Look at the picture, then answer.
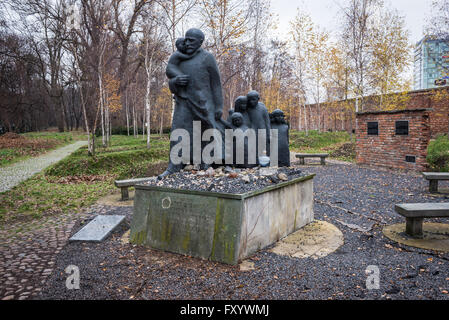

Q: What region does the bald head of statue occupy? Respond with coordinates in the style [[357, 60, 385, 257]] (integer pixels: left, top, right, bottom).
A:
[[184, 28, 205, 54]]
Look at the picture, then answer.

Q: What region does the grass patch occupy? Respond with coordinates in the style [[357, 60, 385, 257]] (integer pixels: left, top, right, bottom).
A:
[[427, 134, 449, 172], [289, 130, 354, 161], [0, 148, 25, 167], [0, 134, 169, 224], [0, 131, 85, 168], [47, 134, 169, 179], [0, 173, 116, 224]]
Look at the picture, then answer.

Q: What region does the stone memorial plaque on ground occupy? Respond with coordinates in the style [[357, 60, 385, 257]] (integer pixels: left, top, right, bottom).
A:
[[69, 215, 125, 242]]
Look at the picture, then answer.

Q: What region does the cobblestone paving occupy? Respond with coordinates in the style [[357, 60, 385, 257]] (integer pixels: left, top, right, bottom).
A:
[[0, 141, 87, 193], [0, 140, 89, 300], [0, 204, 115, 300]]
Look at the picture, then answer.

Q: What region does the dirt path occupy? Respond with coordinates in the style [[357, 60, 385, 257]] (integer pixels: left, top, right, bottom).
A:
[[0, 141, 87, 193]]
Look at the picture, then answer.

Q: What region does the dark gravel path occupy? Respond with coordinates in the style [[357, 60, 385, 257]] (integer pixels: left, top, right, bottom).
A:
[[37, 163, 449, 300]]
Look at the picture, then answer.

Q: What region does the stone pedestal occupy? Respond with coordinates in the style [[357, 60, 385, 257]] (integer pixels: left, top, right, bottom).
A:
[[429, 180, 438, 193], [130, 174, 315, 265], [406, 217, 424, 238]]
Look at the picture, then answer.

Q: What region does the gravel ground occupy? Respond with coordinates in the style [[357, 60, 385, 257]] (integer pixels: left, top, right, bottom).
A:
[[28, 162, 449, 300], [0, 141, 87, 193]]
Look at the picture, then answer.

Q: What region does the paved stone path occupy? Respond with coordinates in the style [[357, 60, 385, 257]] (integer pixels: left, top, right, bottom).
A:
[[0, 140, 88, 300], [0, 204, 116, 300], [0, 141, 87, 193]]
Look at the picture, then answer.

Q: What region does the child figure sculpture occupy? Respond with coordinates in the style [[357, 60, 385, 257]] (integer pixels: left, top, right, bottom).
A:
[[270, 109, 290, 167], [229, 96, 251, 128], [230, 112, 252, 168]]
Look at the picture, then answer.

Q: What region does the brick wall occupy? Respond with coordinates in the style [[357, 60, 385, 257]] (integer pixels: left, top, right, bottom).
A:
[[297, 87, 449, 138], [355, 109, 432, 171]]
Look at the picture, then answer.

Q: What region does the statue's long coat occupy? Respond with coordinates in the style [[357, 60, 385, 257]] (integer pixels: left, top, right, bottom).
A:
[[167, 48, 223, 169]]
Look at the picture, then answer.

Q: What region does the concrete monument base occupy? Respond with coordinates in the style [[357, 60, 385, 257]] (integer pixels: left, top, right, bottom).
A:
[[130, 174, 315, 265]]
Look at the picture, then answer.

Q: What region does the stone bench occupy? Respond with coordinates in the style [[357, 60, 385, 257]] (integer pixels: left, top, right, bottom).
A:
[[394, 203, 449, 237], [296, 153, 329, 165], [422, 172, 449, 193], [114, 178, 153, 201]]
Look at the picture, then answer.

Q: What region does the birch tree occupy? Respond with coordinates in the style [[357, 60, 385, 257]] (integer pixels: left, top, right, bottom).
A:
[[307, 28, 330, 131], [142, 19, 165, 148], [290, 9, 314, 133], [156, 0, 198, 119], [369, 9, 411, 110], [340, 0, 381, 111], [427, 0, 449, 40]]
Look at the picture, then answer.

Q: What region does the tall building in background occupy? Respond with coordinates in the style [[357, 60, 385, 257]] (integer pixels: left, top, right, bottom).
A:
[[413, 36, 449, 90]]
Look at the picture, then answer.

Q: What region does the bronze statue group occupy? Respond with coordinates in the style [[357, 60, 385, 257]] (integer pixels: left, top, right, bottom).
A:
[[159, 28, 290, 179]]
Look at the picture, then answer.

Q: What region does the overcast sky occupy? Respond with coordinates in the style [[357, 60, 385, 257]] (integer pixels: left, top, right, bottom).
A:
[[270, 0, 434, 44]]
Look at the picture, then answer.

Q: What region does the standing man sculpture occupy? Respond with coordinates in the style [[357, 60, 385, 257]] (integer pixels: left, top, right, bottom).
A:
[[159, 28, 224, 179]]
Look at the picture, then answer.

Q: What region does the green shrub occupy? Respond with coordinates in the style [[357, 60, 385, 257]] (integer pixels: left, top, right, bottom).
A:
[[427, 134, 449, 172]]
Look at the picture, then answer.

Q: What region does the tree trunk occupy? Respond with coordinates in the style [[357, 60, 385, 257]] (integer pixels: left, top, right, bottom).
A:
[[125, 90, 130, 136], [99, 78, 105, 147], [160, 114, 163, 136], [133, 104, 137, 138], [304, 104, 308, 136]]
